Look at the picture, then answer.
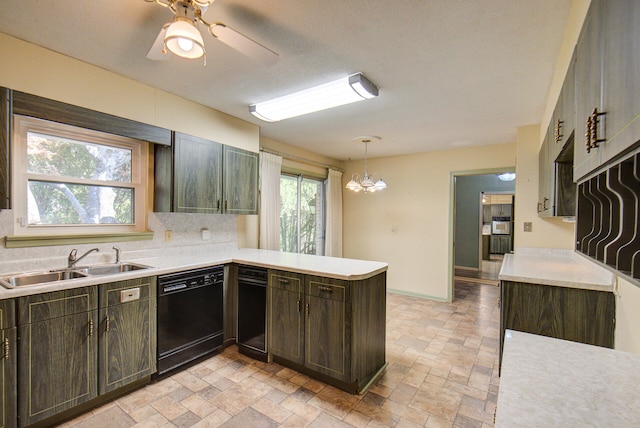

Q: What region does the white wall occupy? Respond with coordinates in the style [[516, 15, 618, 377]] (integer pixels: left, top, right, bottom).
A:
[[343, 143, 516, 301]]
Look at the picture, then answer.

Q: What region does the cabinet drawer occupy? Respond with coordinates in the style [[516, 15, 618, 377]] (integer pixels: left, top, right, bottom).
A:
[[0, 299, 15, 329], [18, 286, 97, 325], [269, 271, 303, 293], [99, 277, 156, 308], [307, 279, 347, 302]]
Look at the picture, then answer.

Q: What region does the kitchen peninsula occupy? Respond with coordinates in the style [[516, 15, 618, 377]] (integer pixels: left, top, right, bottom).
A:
[[0, 247, 387, 427]]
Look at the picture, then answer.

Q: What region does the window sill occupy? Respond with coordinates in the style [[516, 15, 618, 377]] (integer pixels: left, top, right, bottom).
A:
[[4, 231, 154, 248]]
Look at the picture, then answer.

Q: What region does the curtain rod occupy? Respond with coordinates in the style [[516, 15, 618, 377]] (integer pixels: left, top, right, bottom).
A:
[[260, 147, 344, 173]]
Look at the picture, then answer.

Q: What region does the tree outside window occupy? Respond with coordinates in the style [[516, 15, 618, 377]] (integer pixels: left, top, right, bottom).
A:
[[280, 174, 325, 255]]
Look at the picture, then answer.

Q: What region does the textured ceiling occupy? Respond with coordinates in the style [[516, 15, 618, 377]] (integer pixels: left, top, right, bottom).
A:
[[0, 0, 572, 161]]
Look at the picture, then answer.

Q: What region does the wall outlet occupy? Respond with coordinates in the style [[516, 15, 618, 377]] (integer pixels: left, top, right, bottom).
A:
[[201, 228, 210, 240], [165, 230, 173, 242], [523, 222, 532, 232]]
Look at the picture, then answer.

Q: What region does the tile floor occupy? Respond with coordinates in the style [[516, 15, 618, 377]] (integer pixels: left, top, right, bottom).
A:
[[60, 282, 500, 428], [454, 255, 503, 286]]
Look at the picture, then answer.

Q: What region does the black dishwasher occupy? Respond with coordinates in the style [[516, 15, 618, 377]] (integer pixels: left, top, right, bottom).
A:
[[157, 265, 224, 375], [237, 265, 268, 361]]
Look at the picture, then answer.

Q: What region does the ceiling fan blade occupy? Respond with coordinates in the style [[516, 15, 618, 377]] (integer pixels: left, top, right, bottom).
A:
[[209, 23, 278, 66], [146, 25, 171, 61]]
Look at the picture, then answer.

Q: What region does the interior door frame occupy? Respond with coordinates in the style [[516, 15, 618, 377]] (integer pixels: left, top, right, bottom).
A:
[[449, 167, 515, 302]]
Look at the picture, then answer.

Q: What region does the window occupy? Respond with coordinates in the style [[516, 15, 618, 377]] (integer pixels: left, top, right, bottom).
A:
[[280, 174, 325, 255], [13, 115, 148, 235]]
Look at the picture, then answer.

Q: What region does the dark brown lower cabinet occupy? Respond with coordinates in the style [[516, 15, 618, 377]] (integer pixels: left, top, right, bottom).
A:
[[17, 287, 98, 427], [15, 278, 157, 427], [98, 277, 157, 395], [0, 299, 16, 428], [500, 280, 615, 364], [268, 270, 387, 394]]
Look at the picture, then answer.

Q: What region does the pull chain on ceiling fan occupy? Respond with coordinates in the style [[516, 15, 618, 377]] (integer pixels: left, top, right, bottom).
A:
[[144, 0, 278, 66]]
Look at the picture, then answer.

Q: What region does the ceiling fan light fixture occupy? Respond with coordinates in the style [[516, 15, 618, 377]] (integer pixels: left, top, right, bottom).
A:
[[249, 72, 379, 122], [164, 18, 206, 59]]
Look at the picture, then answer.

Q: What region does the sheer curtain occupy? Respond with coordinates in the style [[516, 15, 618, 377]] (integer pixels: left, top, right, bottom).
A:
[[324, 169, 343, 257], [259, 152, 282, 250]]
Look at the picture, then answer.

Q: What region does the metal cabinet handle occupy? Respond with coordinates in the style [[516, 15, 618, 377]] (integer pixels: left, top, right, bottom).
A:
[[585, 107, 606, 153], [217, 199, 221, 211], [3, 338, 8, 360], [225, 200, 229, 210], [319, 286, 333, 293], [554, 119, 564, 144], [89, 319, 94, 337], [543, 197, 549, 211], [297, 300, 301, 312], [278, 278, 290, 284], [105, 315, 110, 332], [537, 202, 542, 213], [305, 302, 309, 315]]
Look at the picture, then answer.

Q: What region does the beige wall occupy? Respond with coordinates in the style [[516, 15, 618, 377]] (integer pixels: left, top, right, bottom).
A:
[[0, 33, 259, 152], [343, 143, 516, 301]]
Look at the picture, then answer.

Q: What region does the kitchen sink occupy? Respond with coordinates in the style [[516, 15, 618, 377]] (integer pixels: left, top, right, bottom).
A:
[[0, 262, 153, 289], [76, 262, 151, 276], [0, 269, 89, 288]]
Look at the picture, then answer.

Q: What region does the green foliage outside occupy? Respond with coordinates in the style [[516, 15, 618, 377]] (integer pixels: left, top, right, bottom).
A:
[[27, 134, 133, 225], [280, 175, 323, 255]]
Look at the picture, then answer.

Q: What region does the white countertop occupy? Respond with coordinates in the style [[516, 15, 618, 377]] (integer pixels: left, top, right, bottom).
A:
[[499, 248, 615, 292], [0, 248, 388, 298], [496, 330, 640, 427]]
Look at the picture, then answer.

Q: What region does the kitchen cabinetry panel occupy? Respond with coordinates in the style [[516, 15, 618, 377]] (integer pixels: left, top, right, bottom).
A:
[[601, 0, 640, 165], [223, 146, 259, 215], [305, 277, 349, 381], [538, 134, 553, 217], [500, 280, 615, 363], [0, 87, 10, 210], [17, 286, 98, 427], [490, 235, 511, 255], [98, 277, 157, 395], [574, 0, 603, 181], [0, 300, 16, 428], [268, 271, 304, 365], [174, 132, 223, 213], [490, 204, 512, 218], [269, 271, 386, 394]]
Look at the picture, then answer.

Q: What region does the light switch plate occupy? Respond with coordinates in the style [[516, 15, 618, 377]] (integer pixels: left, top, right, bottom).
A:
[[120, 287, 140, 303], [524, 222, 532, 232]]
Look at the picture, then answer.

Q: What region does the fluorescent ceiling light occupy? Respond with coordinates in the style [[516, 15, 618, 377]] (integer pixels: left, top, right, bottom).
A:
[[249, 73, 379, 122]]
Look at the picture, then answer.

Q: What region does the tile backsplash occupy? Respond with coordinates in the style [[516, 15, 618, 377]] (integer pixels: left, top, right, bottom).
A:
[[0, 210, 238, 273]]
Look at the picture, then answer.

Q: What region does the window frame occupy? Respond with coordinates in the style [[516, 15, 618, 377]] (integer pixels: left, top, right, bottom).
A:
[[12, 115, 148, 236]]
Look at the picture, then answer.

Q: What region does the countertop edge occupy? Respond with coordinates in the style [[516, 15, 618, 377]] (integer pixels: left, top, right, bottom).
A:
[[0, 250, 388, 298]]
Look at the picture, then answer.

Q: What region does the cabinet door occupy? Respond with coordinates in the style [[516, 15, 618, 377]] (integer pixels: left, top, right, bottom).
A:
[[0, 327, 16, 428], [601, 0, 640, 164], [268, 272, 304, 365], [223, 146, 258, 214], [538, 136, 553, 217], [98, 278, 157, 394], [17, 287, 98, 427], [574, 0, 603, 181], [549, 90, 564, 162], [305, 277, 350, 381], [174, 132, 223, 213], [0, 299, 16, 428], [18, 311, 98, 427], [561, 49, 577, 145]]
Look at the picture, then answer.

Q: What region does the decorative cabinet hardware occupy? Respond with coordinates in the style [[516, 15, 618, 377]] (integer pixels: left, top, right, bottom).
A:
[[542, 197, 549, 211], [554, 119, 564, 143], [278, 278, 290, 285], [305, 302, 309, 315], [537, 202, 542, 213], [105, 315, 110, 332], [585, 107, 606, 153], [297, 300, 301, 312], [3, 337, 8, 360], [89, 318, 94, 336], [319, 286, 333, 293]]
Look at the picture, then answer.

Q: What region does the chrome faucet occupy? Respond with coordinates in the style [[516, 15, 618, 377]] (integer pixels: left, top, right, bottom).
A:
[[112, 246, 121, 264], [68, 248, 99, 268]]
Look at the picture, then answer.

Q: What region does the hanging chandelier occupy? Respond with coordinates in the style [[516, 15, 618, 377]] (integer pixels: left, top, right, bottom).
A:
[[346, 136, 387, 193]]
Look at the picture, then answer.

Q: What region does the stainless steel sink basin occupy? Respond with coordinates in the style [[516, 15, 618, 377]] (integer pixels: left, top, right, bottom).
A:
[[0, 262, 153, 289], [0, 269, 89, 288], [76, 262, 151, 276]]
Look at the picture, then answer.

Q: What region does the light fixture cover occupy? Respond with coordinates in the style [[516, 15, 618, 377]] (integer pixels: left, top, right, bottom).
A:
[[249, 73, 378, 122], [165, 18, 206, 59], [497, 172, 516, 181]]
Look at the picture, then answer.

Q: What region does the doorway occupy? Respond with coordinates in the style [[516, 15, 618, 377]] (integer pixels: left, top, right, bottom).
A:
[[451, 171, 515, 300]]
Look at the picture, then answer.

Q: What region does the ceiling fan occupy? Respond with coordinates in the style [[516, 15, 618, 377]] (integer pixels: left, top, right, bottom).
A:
[[144, 0, 278, 66]]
